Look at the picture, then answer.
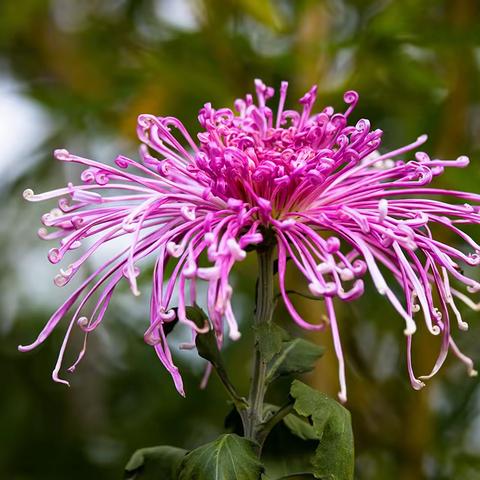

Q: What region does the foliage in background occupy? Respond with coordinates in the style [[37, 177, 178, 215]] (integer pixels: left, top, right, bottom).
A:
[[1, 1, 480, 479]]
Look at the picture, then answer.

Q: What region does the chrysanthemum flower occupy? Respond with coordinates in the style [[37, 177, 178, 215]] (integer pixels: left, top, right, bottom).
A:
[[21, 80, 480, 401]]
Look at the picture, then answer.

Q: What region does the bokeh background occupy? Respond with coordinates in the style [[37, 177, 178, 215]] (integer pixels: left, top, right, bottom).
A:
[[1, 0, 480, 478]]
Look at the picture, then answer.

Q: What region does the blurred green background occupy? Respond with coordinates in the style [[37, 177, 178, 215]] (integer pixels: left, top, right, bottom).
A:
[[1, 0, 480, 478]]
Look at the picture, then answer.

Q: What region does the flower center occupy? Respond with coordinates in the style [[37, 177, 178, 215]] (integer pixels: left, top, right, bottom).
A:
[[191, 81, 380, 219]]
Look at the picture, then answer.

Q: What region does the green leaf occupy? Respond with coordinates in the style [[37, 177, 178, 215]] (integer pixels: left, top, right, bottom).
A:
[[125, 445, 187, 480], [169, 304, 209, 337], [255, 322, 288, 363], [266, 339, 324, 384], [191, 305, 247, 411], [195, 327, 223, 369], [282, 414, 317, 441], [178, 434, 264, 480], [290, 381, 354, 480], [184, 304, 210, 330], [184, 304, 224, 371], [176, 304, 222, 368]]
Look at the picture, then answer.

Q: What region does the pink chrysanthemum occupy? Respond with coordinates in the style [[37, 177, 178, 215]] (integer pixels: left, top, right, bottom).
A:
[[21, 80, 480, 401]]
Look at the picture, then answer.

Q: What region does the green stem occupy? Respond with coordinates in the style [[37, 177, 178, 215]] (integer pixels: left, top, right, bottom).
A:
[[244, 245, 275, 442], [214, 365, 248, 415], [257, 400, 294, 446]]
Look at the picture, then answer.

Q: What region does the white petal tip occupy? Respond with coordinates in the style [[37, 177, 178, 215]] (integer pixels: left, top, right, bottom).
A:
[[229, 331, 241, 341], [412, 380, 426, 390], [338, 392, 347, 404], [54, 149, 71, 161], [53, 377, 70, 387], [430, 325, 441, 336], [22, 189, 34, 200], [404, 324, 417, 336]]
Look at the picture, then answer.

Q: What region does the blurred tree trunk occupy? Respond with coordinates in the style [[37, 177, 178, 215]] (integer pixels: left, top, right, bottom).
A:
[[436, 0, 477, 157]]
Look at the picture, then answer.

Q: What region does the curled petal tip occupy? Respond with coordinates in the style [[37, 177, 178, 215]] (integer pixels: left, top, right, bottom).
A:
[[23, 188, 34, 200], [195, 322, 211, 334], [404, 322, 417, 336], [343, 90, 359, 104], [53, 374, 70, 387], [229, 331, 241, 341], [77, 316, 89, 328], [412, 380, 426, 390], [167, 241, 184, 258], [54, 274, 68, 287], [226, 238, 247, 261], [430, 325, 441, 336], [18, 344, 32, 353], [459, 321, 469, 332], [338, 392, 347, 404], [144, 333, 158, 346], [54, 149, 71, 161], [137, 113, 156, 127], [131, 285, 141, 297], [173, 374, 185, 397], [180, 205, 196, 221], [417, 134, 428, 143]]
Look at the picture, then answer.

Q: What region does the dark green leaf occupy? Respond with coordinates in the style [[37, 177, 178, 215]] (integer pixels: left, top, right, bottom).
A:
[[266, 339, 324, 384], [125, 445, 187, 480], [185, 305, 222, 368], [290, 381, 354, 480], [163, 317, 179, 336], [178, 434, 264, 480]]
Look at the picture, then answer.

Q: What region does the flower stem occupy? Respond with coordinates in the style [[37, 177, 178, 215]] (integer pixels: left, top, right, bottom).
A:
[[244, 245, 275, 442]]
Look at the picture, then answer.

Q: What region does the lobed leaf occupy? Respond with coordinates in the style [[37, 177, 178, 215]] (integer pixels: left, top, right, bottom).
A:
[[290, 381, 354, 480], [178, 434, 264, 480]]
